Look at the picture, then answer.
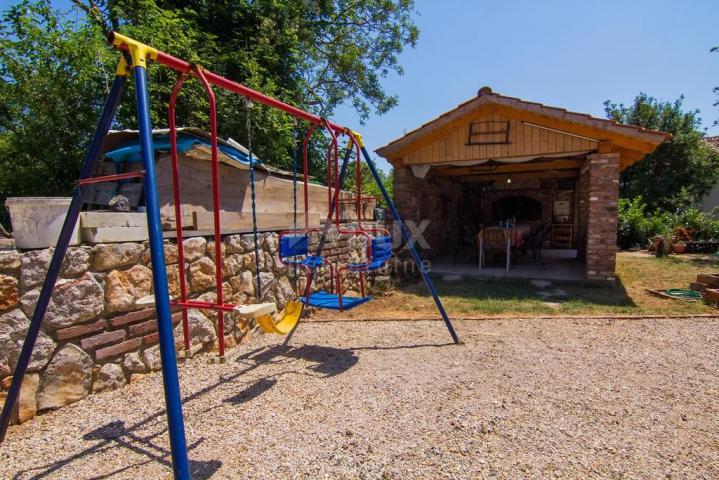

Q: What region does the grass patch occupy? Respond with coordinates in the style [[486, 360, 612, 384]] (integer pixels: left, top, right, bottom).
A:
[[313, 252, 719, 319]]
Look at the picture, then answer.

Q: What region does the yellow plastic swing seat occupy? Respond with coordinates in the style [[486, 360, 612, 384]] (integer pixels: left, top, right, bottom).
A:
[[235, 301, 302, 335]]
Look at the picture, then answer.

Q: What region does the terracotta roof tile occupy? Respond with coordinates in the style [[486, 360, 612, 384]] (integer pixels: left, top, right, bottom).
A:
[[703, 136, 719, 152]]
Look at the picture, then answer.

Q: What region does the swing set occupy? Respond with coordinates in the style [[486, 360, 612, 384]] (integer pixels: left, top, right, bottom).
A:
[[0, 32, 460, 479]]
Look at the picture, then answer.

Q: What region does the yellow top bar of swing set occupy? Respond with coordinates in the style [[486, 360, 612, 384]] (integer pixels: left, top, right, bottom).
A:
[[110, 31, 159, 69]]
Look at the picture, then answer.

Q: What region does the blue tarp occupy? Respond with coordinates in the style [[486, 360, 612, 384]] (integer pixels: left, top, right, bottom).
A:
[[104, 134, 259, 166]]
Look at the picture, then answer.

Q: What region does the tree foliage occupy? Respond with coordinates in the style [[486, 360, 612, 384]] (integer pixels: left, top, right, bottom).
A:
[[604, 93, 719, 212], [74, 0, 417, 171], [0, 0, 413, 225], [0, 1, 115, 206], [342, 159, 393, 207]]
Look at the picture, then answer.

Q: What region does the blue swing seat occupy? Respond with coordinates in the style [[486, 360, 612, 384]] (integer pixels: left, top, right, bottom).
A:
[[348, 236, 392, 272], [301, 255, 324, 268], [301, 291, 372, 310], [280, 234, 326, 269]]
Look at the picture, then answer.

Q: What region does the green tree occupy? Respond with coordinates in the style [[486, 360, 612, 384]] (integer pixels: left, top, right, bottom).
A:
[[0, 0, 417, 227], [74, 0, 418, 171], [604, 93, 719, 211], [0, 1, 115, 226], [342, 159, 393, 208]]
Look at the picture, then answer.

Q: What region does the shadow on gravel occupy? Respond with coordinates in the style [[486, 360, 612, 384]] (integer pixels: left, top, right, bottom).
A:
[[226, 377, 278, 405], [13, 420, 221, 480], [226, 344, 359, 405], [11, 339, 446, 478]]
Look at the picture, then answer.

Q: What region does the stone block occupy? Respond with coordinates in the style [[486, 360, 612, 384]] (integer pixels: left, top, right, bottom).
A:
[[189, 257, 216, 293], [183, 237, 208, 261], [0, 274, 19, 311], [93, 243, 145, 271], [55, 318, 108, 341], [22, 273, 104, 330], [166, 263, 182, 299], [1, 309, 56, 373], [702, 288, 719, 304], [122, 351, 147, 373], [224, 234, 251, 254], [222, 254, 245, 278], [61, 247, 91, 277], [206, 241, 226, 262], [16, 373, 39, 424], [105, 265, 153, 313], [141, 241, 178, 265], [142, 332, 159, 347], [173, 309, 216, 351], [93, 363, 126, 393], [0, 250, 20, 274], [80, 330, 127, 352], [696, 274, 719, 288], [109, 308, 156, 328], [229, 270, 255, 296], [128, 319, 157, 338], [37, 344, 93, 411], [20, 249, 53, 289], [95, 338, 142, 362]]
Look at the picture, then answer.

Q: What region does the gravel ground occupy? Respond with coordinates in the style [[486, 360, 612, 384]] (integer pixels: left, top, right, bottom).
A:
[[1, 316, 718, 479]]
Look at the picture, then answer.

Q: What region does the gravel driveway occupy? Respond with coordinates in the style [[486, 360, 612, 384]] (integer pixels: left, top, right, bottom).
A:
[[1, 316, 718, 479]]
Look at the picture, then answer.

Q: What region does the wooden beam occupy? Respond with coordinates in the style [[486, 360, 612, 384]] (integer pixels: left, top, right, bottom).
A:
[[192, 211, 321, 231], [598, 140, 613, 154], [614, 146, 647, 170], [457, 170, 578, 183], [80, 211, 147, 228], [434, 158, 583, 177]]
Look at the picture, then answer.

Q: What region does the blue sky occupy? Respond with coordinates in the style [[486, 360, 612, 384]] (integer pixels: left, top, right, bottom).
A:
[[6, 0, 718, 173], [331, 0, 719, 172]]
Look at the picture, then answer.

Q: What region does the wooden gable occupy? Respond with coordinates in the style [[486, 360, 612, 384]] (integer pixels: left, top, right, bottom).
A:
[[377, 87, 670, 171], [402, 108, 598, 166]]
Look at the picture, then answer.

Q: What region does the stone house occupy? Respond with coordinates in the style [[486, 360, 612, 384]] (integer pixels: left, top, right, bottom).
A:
[[376, 87, 669, 282]]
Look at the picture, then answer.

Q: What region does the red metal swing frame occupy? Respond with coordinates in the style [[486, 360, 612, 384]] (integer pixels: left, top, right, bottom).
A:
[[113, 39, 388, 358]]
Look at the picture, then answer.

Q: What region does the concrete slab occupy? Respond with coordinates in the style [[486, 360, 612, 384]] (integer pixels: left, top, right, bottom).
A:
[[429, 249, 585, 282]]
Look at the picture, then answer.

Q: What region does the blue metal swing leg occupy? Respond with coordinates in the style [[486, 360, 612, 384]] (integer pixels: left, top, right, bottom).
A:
[[0, 76, 128, 443], [134, 66, 191, 480], [360, 146, 461, 345]]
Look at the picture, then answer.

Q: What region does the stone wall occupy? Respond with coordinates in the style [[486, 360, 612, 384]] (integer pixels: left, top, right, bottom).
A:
[[0, 227, 379, 424]]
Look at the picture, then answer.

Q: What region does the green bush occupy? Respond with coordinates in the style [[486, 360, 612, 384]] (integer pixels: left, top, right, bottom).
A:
[[618, 197, 656, 249], [674, 206, 719, 241], [617, 196, 719, 249]]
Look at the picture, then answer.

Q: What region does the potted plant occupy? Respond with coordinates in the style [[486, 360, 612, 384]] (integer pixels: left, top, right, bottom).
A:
[[649, 235, 665, 257], [673, 240, 687, 254]]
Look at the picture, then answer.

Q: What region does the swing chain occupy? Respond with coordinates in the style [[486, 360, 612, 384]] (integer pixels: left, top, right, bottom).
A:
[[245, 98, 263, 302], [290, 119, 300, 292]]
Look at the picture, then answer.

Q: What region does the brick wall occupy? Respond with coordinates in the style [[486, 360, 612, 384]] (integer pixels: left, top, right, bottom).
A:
[[392, 167, 460, 258], [584, 153, 620, 281], [576, 165, 590, 260]]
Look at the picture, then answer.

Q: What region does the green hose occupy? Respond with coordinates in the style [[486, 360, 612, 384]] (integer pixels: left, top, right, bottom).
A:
[[664, 288, 702, 300]]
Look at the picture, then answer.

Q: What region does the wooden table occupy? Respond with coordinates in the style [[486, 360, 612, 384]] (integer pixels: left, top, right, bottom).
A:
[[478, 225, 530, 272]]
